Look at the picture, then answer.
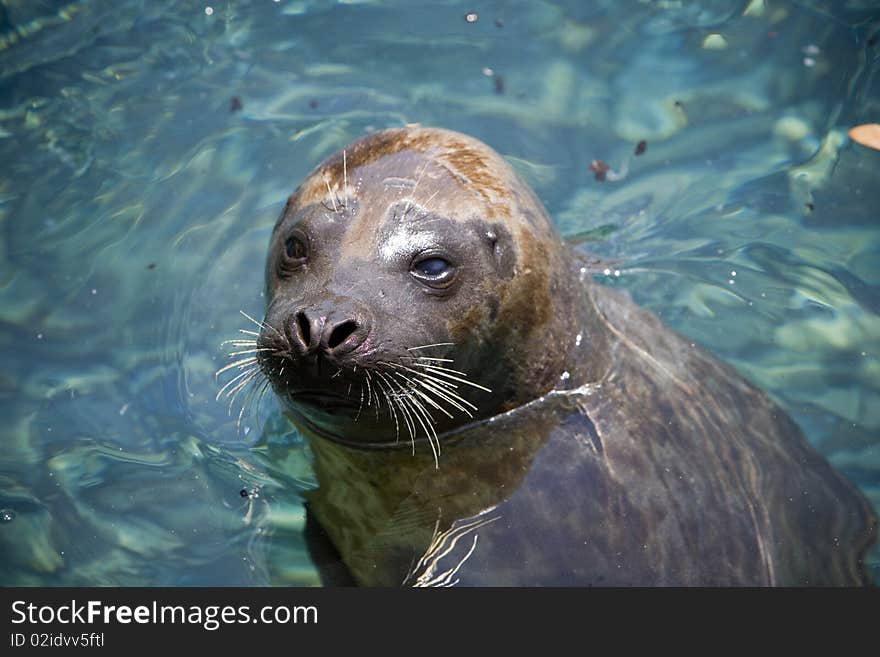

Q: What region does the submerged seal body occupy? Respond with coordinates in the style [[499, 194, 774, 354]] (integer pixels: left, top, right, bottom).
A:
[[255, 126, 876, 585]]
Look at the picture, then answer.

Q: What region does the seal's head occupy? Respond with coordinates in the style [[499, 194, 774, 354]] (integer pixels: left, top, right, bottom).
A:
[[258, 126, 596, 456]]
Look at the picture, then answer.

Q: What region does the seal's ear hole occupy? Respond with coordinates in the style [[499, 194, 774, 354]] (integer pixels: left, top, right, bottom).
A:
[[296, 312, 312, 346], [487, 224, 515, 279], [328, 320, 358, 349]]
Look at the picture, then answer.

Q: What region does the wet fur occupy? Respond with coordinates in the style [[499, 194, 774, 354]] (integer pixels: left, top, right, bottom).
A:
[[254, 126, 876, 586]]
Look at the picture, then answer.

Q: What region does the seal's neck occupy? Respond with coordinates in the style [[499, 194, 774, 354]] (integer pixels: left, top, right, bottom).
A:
[[301, 386, 575, 585], [500, 249, 612, 409]]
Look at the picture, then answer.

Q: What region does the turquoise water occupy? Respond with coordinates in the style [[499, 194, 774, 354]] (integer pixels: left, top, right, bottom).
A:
[[0, 0, 878, 585]]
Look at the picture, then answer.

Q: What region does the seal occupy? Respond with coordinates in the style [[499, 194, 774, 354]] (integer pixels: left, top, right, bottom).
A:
[[242, 126, 876, 585]]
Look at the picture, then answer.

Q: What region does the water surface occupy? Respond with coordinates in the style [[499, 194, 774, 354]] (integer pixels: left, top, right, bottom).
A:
[[1, 0, 878, 585]]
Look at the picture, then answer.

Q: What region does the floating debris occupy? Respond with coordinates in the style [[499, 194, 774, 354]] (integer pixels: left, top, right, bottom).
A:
[[590, 157, 629, 183], [590, 159, 609, 182], [309, 99, 319, 109], [494, 75, 505, 95], [849, 124, 880, 151], [635, 140, 647, 156], [229, 96, 243, 113], [465, 12, 478, 23], [495, 18, 504, 28]]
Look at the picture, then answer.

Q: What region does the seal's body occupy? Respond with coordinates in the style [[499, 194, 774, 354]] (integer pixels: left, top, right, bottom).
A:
[[255, 126, 876, 585]]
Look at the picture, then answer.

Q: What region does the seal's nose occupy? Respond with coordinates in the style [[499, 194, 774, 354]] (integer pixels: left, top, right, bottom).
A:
[[287, 300, 370, 360]]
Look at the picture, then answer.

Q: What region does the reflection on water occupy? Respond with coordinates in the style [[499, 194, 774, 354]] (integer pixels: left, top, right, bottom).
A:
[[0, 0, 877, 585]]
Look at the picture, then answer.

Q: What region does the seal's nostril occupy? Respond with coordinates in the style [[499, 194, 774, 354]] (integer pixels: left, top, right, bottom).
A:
[[327, 320, 358, 350], [295, 311, 311, 347]]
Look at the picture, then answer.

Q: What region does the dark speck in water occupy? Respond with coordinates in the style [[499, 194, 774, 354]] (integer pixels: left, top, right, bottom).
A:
[[147, 263, 156, 270], [309, 99, 319, 109], [806, 202, 815, 211], [240, 489, 249, 498], [868, 35, 877, 47], [229, 96, 243, 113], [494, 75, 505, 94], [635, 140, 647, 156], [495, 18, 504, 28]]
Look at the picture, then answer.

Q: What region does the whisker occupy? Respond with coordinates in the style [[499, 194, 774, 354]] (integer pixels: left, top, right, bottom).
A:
[[237, 381, 262, 431], [367, 370, 381, 420], [409, 386, 454, 419], [342, 149, 348, 200], [324, 178, 338, 213], [364, 370, 374, 408], [415, 377, 476, 415], [400, 392, 439, 467], [254, 377, 273, 417], [407, 343, 454, 351], [226, 372, 261, 409], [374, 373, 401, 444], [403, 161, 428, 218], [390, 373, 440, 466], [389, 380, 417, 453], [354, 381, 365, 422], [215, 356, 259, 377], [239, 310, 280, 336], [383, 361, 479, 417], [383, 363, 454, 420], [395, 396, 417, 454], [216, 366, 259, 400], [226, 348, 274, 357], [385, 362, 463, 393], [411, 363, 471, 377], [420, 189, 440, 213], [411, 364, 492, 392], [383, 373, 418, 454]]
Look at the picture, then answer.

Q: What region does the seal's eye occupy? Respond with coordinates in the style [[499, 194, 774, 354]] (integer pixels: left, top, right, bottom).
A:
[[410, 255, 455, 289], [415, 258, 449, 277], [281, 232, 309, 270]]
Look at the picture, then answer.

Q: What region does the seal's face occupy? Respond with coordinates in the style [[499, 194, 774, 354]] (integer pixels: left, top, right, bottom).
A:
[[258, 127, 580, 455]]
